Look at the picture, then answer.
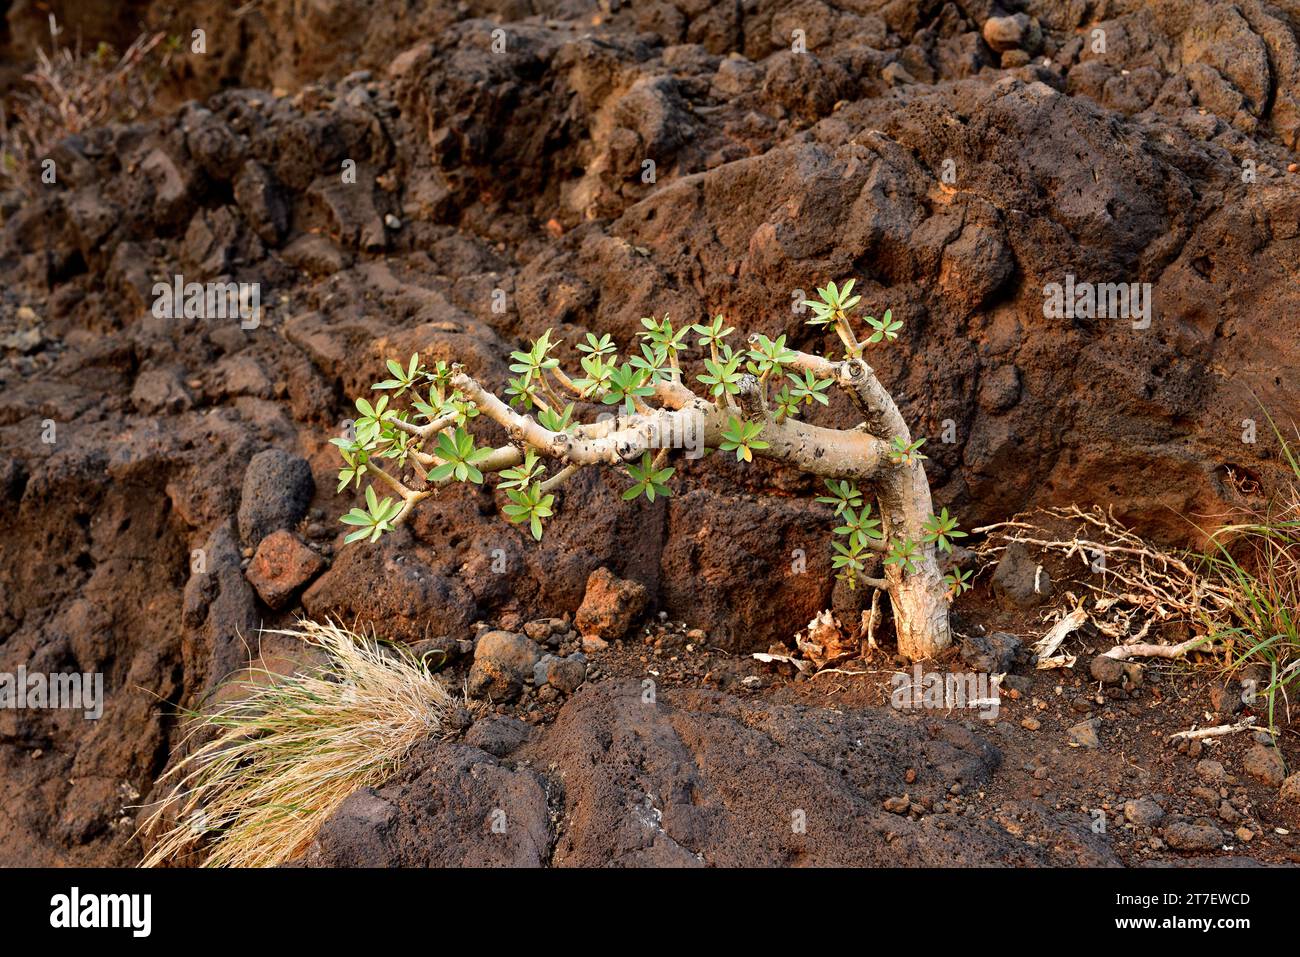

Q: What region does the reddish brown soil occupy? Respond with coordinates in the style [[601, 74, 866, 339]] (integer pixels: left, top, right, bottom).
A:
[[423, 591, 1299, 867], [1, 0, 1298, 866]]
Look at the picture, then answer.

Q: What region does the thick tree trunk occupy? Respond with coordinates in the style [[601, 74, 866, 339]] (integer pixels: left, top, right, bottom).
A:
[[876, 451, 952, 660], [823, 355, 951, 660], [681, 356, 954, 660], [890, 571, 952, 660]]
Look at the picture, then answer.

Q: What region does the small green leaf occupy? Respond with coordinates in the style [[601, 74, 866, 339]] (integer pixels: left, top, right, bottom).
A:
[[623, 452, 674, 502], [833, 505, 882, 549], [922, 507, 967, 553], [503, 485, 556, 541], [802, 279, 860, 329], [884, 537, 921, 576], [338, 485, 403, 545], [697, 344, 744, 399], [537, 403, 575, 433], [787, 368, 833, 407], [576, 332, 616, 357], [431, 427, 491, 484], [944, 568, 974, 598], [603, 363, 654, 415], [639, 314, 690, 362], [691, 314, 734, 351], [831, 537, 869, 589], [717, 416, 768, 463], [888, 436, 928, 468], [815, 479, 863, 515], [864, 308, 902, 344], [746, 334, 797, 379], [499, 450, 545, 491]]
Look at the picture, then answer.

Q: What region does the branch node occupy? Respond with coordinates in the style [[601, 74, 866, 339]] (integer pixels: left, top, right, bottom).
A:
[[840, 357, 870, 384], [736, 373, 766, 419]]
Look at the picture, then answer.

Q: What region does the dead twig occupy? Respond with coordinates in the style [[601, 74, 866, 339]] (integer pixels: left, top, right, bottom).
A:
[[1168, 716, 1257, 741], [974, 505, 1237, 625], [1102, 636, 1210, 661], [1033, 607, 1087, 665]]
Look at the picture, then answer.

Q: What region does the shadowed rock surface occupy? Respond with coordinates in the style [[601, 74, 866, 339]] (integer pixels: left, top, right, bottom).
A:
[[296, 681, 1119, 866], [0, 0, 1297, 865]]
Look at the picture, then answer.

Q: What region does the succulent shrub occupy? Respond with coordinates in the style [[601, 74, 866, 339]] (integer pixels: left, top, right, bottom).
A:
[[331, 280, 967, 659]]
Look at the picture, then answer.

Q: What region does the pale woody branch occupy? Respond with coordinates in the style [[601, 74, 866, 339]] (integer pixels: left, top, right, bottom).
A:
[[455, 369, 889, 480], [781, 344, 909, 441]]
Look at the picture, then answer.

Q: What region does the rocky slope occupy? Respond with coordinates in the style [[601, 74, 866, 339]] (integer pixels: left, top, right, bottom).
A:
[[0, 0, 1297, 865]]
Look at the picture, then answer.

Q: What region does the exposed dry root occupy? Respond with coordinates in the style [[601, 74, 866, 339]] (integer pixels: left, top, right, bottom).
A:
[[1101, 636, 1209, 661], [975, 505, 1235, 622]]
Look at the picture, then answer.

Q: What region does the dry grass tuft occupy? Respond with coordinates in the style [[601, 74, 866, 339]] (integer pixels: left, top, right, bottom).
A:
[[140, 619, 458, 868], [1, 17, 173, 192], [1196, 415, 1300, 728]]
